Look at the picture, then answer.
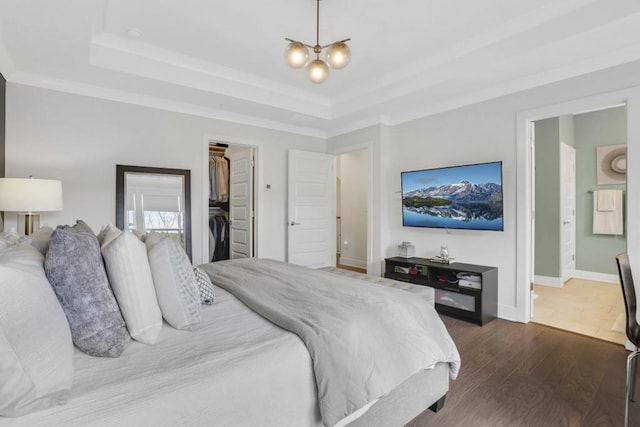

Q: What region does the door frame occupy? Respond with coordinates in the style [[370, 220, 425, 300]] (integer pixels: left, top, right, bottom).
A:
[[201, 134, 263, 266], [327, 140, 377, 274], [516, 89, 636, 323], [334, 149, 369, 270], [560, 142, 577, 281]]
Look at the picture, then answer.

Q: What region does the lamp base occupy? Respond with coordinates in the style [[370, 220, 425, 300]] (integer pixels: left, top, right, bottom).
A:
[[19, 213, 40, 236]]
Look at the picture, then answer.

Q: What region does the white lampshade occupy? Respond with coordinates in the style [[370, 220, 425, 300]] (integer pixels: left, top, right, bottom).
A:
[[0, 178, 63, 213]]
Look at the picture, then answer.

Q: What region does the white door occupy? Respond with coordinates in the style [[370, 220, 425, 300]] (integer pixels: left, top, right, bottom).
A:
[[229, 149, 254, 259], [287, 150, 335, 268], [560, 142, 577, 280]]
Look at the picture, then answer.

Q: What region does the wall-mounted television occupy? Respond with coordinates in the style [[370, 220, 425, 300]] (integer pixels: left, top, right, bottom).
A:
[[401, 161, 503, 231]]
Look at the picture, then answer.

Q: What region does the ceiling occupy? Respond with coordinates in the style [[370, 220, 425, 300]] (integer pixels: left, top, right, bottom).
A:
[[2, 0, 640, 137]]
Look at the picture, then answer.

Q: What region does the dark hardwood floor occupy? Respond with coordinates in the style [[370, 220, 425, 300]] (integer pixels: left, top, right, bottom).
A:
[[407, 315, 635, 426]]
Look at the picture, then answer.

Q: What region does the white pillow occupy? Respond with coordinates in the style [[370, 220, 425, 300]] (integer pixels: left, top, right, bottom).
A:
[[0, 228, 19, 250], [145, 233, 201, 331], [0, 243, 74, 416], [97, 224, 121, 249], [18, 225, 55, 255], [101, 230, 162, 345]]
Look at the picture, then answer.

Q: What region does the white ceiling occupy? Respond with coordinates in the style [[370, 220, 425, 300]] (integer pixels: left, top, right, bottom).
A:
[[2, 0, 640, 137]]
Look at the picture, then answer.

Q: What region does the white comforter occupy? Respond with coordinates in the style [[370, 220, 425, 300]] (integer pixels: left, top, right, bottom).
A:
[[2, 286, 323, 427], [200, 259, 461, 427]]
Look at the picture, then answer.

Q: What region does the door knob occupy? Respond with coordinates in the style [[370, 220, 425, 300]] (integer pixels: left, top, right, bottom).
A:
[[290, 221, 301, 226]]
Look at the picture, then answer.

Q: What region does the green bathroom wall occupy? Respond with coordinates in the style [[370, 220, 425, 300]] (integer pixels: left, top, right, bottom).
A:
[[574, 106, 626, 275]]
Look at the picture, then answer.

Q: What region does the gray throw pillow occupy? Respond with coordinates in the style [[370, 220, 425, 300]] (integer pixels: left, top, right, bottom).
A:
[[44, 220, 129, 357]]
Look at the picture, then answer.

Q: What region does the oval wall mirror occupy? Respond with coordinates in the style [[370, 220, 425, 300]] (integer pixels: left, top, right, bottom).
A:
[[115, 165, 192, 260]]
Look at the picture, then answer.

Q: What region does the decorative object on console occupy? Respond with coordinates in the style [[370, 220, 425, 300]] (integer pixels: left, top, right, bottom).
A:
[[0, 177, 63, 235], [285, 0, 351, 83], [397, 241, 415, 258]]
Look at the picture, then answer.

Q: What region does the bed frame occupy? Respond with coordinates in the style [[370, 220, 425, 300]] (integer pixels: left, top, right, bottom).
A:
[[347, 363, 449, 426]]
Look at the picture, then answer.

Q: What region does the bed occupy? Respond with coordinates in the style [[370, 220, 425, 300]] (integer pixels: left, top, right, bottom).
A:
[[1, 252, 460, 427]]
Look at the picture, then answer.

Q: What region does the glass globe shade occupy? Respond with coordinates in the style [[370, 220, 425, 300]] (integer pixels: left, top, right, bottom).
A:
[[286, 41, 309, 69], [326, 42, 350, 69], [307, 59, 329, 83]]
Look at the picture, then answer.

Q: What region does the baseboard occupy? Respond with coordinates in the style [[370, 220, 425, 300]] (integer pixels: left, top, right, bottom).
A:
[[533, 275, 564, 288], [572, 270, 619, 284]]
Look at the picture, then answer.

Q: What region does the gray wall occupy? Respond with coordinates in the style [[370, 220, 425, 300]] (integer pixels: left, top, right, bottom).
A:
[[559, 115, 575, 148], [574, 106, 627, 275], [0, 72, 5, 179], [534, 117, 561, 277], [5, 84, 326, 264], [1, 72, 5, 229]]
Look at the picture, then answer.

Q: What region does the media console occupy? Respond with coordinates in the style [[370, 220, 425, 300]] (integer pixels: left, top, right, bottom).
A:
[[384, 257, 498, 325]]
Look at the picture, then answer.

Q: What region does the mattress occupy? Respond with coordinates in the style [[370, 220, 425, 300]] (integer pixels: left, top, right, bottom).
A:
[[3, 285, 449, 427]]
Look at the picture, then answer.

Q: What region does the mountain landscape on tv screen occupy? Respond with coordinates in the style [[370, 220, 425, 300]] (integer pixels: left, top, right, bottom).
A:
[[403, 181, 503, 229]]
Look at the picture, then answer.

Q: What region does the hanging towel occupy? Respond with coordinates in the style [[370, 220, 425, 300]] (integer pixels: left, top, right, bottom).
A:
[[593, 189, 623, 235], [596, 189, 617, 212]]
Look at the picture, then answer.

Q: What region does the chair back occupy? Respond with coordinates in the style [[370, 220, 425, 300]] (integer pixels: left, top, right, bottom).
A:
[[616, 254, 640, 346]]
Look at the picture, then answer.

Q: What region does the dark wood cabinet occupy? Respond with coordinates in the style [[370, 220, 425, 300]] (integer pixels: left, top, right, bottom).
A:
[[384, 257, 498, 325]]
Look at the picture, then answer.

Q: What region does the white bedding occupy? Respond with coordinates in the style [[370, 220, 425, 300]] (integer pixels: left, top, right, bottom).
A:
[[201, 259, 460, 426], [3, 286, 324, 427]]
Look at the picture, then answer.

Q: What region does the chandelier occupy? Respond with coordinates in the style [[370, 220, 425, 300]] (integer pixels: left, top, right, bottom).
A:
[[285, 0, 351, 83]]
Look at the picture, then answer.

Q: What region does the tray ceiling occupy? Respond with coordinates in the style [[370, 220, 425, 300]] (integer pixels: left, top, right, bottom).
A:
[[2, 0, 640, 137]]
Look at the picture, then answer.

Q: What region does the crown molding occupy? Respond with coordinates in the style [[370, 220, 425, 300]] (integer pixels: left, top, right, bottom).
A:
[[90, 33, 332, 120], [388, 40, 640, 126], [7, 71, 327, 138]]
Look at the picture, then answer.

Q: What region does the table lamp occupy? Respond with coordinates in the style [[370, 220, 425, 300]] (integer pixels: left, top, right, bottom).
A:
[[0, 177, 63, 235]]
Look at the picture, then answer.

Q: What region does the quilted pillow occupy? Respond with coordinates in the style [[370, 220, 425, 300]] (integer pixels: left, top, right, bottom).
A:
[[44, 220, 129, 357], [0, 243, 74, 416], [145, 233, 201, 330], [102, 230, 163, 344], [194, 266, 216, 305]]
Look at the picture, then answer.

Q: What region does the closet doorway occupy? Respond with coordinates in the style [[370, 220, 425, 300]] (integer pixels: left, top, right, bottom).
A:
[[204, 141, 256, 264]]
